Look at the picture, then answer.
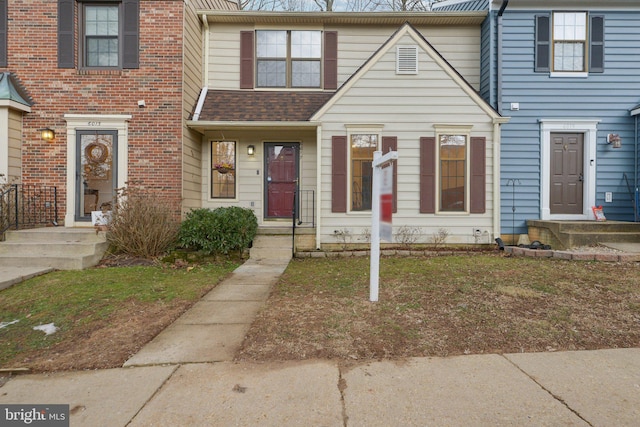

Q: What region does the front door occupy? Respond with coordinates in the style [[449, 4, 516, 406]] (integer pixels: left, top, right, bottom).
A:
[[76, 130, 117, 221], [265, 143, 299, 218], [550, 133, 584, 214]]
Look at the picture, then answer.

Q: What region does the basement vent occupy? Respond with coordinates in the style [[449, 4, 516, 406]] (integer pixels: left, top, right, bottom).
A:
[[396, 45, 418, 74]]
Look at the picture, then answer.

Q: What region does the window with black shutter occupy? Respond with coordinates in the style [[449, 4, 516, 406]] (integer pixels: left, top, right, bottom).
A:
[[58, 0, 139, 69]]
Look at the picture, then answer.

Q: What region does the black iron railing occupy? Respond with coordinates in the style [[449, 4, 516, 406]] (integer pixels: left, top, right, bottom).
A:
[[292, 189, 315, 257], [623, 173, 640, 222], [1, 184, 58, 238]]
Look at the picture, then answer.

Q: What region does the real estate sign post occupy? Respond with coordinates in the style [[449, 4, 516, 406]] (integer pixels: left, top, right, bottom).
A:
[[370, 150, 398, 302]]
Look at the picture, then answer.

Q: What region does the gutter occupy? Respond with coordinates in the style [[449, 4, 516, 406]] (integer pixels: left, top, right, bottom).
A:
[[497, 0, 509, 115]]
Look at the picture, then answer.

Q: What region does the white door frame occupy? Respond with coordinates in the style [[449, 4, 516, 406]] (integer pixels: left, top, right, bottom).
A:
[[64, 114, 131, 227], [539, 119, 599, 220]]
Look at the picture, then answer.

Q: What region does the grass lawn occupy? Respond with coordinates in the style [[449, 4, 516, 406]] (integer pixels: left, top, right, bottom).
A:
[[237, 254, 640, 361], [0, 261, 239, 372]]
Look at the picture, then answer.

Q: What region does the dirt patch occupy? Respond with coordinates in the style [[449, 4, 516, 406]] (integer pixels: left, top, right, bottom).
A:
[[12, 300, 192, 372]]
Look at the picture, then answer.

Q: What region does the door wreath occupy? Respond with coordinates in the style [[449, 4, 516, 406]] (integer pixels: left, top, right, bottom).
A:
[[85, 142, 108, 163]]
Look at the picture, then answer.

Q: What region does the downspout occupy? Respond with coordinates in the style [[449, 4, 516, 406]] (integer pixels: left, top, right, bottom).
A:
[[493, 119, 502, 240], [202, 14, 210, 89], [633, 114, 640, 221], [497, 0, 509, 114]]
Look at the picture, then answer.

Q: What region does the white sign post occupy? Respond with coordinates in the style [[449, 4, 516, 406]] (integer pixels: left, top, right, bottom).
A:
[[370, 150, 398, 302]]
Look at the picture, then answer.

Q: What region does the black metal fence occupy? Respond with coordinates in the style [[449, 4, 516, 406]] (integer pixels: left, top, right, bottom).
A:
[[1, 184, 58, 238]]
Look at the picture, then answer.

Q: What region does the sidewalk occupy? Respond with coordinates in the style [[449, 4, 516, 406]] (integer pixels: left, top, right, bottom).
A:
[[1, 258, 640, 426]]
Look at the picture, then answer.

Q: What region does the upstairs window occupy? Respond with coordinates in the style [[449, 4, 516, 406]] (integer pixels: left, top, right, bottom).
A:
[[256, 30, 322, 88], [58, 0, 139, 69], [535, 12, 604, 74], [84, 5, 120, 67], [553, 12, 586, 72]]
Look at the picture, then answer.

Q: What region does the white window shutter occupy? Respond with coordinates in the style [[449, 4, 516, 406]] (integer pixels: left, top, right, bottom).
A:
[[396, 46, 418, 74]]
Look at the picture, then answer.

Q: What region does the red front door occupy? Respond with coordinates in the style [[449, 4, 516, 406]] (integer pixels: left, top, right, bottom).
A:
[[265, 143, 299, 218]]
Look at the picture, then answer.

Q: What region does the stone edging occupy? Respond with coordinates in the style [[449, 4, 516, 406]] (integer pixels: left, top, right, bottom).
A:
[[505, 246, 640, 263], [295, 248, 640, 262]]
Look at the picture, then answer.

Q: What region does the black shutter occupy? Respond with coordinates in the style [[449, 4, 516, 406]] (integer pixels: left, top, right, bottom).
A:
[[535, 14, 550, 72], [589, 15, 604, 73], [0, 0, 6, 67], [122, 0, 139, 69], [58, 0, 75, 68]]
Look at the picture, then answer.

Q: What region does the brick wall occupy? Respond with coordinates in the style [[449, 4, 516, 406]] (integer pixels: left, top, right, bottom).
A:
[[2, 0, 185, 220]]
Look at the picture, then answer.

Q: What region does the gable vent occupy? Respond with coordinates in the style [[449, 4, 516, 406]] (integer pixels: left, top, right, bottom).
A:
[[397, 45, 418, 74]]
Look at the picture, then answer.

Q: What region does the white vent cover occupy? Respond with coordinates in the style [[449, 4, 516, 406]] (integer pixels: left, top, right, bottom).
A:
[[396, 45, 418, 74]]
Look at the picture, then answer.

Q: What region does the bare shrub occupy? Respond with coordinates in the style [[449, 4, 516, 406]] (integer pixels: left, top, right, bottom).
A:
[[430, 228, 449, 250], [107, 183, 180, 258], [333, 228, 352, 250], [395, 225, 420, 248]]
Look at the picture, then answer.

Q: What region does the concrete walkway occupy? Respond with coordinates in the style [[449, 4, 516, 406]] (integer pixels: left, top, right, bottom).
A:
[[2, 257, 640, 426]]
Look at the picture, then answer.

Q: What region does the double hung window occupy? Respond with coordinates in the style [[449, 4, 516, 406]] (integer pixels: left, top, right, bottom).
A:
[[256, 30, 322, 88]]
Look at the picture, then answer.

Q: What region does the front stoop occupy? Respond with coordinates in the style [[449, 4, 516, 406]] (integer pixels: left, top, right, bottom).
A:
[[0, 227, 109, 270], [249, 233, 293, 263], [527, 220, 640, 250]]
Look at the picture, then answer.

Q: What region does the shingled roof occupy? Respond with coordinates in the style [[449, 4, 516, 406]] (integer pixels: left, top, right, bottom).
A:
[[196, 90, 334, 122]]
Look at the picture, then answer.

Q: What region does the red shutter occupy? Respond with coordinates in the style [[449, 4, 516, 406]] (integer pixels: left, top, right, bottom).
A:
[[420, 137, 436, 214], [382, 136, 398, 213], [332, 136, 347, 213], [240, 31, 254, 89], [470, 137, 486, 214], [324, 31, 338, 90]]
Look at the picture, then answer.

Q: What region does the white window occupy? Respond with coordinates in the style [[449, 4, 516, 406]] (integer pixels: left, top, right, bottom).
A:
[[553, 12, 587, 72]]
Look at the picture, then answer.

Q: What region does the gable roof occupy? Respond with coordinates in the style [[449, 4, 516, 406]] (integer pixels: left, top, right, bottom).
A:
[[192, 90, 333, 122], [310, 22, 506, 123]]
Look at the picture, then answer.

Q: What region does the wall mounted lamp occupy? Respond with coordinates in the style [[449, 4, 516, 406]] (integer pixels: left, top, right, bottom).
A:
[[39, 128, 56, 142], [247, 145, 255, 156], [607, 133, 622, 149]]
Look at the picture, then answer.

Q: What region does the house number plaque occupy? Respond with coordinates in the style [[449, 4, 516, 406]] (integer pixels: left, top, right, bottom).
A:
[[87, 121, 101, 126]]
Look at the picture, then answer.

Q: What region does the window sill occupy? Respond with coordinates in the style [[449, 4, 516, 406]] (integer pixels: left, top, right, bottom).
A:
[[549, 72, 588, 78], [77, 69, 125, 76]]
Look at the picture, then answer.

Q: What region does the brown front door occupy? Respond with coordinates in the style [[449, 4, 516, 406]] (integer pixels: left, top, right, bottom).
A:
[[550, 133, 584, 214], [265, 143, 299, 218]]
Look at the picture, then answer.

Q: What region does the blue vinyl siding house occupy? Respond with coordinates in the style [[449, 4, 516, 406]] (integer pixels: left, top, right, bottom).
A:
[[435, 0, 640, 239]]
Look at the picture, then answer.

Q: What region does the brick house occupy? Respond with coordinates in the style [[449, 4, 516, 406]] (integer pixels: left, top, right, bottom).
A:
[[0, 0, 238, 228]]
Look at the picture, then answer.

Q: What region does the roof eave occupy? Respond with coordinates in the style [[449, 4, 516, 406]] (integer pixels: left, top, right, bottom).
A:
[[197, 11, 487, 26], [187, 120, 321, 133]]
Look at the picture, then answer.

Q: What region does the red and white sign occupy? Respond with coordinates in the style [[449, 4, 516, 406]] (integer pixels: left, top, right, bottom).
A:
[[380, 164, 393, 242]]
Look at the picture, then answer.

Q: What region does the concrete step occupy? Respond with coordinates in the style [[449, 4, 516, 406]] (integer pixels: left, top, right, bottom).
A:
[[561, 232, 640, 248], [0, 241, 108, 256], [250, 235, 292, 261], [0, 227, 108, 270]]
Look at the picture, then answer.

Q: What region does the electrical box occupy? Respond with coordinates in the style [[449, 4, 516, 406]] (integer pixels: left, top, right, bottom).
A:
[[605, 192, 612, 203]]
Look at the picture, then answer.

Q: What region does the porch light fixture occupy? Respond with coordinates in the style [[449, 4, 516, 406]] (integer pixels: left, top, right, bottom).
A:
[[40, 128, 55, 142], [247, 145, 255, 156], [607, 133, 622, 149]]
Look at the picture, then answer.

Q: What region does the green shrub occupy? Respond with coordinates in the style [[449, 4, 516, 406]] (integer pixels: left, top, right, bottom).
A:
[[178, 207, 258, 255], [107, 184, 180, 258]]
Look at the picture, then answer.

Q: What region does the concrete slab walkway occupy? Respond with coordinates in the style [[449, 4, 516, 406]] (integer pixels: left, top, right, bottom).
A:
[[123, 259, 288, 367]]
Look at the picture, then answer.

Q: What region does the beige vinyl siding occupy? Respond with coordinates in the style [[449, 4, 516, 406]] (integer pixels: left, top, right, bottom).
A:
[[200, 129, 317, 225], [7, 110, 21, 181], [316, 32, 495, 246], [208, 25, 242, 89], [205, 24, 480, 90], [182, 0, 211, 214]]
